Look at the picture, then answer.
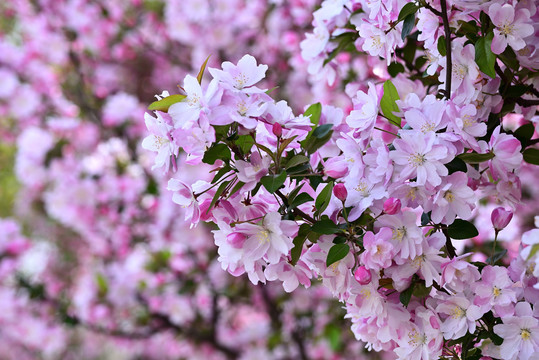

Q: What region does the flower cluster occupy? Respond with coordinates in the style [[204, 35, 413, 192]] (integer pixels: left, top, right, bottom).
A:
[[145, 0, 539, 358]]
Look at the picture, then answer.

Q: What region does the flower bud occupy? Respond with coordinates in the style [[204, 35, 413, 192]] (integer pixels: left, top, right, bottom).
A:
[[491, 207, 513, 231], [227, 232, 247, 248], [383, 198, 401, 215], [354, 266, 371, 285], [324, 157, 348, 178], [333, 183, 348, 202], [272, 123, 282, 137]]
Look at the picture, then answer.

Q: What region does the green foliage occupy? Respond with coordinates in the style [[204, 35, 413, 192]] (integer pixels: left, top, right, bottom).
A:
[[457, 152, 495, 164], [0, 144, 19, 217], [326, 243, 350, 267], [312, 219, 342, 235], [260, 172, 287, 193], [475, 32, 496, 78], [148, 94, 187, 112], [447, 219, 479, 239], [380, 80, 401, 127]]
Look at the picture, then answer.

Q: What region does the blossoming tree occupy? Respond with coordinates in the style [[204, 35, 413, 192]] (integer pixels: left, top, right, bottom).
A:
[[142, 0, 539, 359]]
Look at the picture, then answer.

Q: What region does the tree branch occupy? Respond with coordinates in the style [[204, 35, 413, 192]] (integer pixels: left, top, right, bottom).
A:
[[440, 0, 452, 99]]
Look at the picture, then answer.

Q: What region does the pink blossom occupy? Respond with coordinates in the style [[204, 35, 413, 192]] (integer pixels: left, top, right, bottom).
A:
[[436, 293, 484, 339], [383, 198, 401, 215], [167, 179, 200, 226], [474, 266, 517, 317], [494, 302, 539, 360], [489, 126, 523, 181], [264, 258, 312, 292], [491, 207, 514, 231], [360, 228, 395, 271], [141, 112, 179, 172], [489, 3, 534, 54], [426, 171, 476, 224], [376, 212, 423, 262], [235, 152, 271, 191], [390, 132, 449, 187], [209, 54, 268, 94]]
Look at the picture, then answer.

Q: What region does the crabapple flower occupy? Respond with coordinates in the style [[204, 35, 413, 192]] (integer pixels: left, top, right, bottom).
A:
[[494, 302, 539, 360], [489, 3, 534, 54], [300, 24, 330, 60], [141, 112, 179, 172], [324, 156, 349, 178], [346, 83, 379, 139], [353, 266, 372, 285], [436, 292, 484, 339], [167, 179, 200, 226], [426, 171, 476, 224], [383, 198, 401, 215], [360, 228, 395, 271], [376, 212, 423, 262], [491, 207, 513, 231], [168, 75, 222, 127], [264, 258, 312, 292], [209, 54, 268, 94], [474, 266, 517, 317], [441, 255, 481, 293], [394, 307, 443, 360], [489, 126, 523, 181], [390, 132, 450, 187], [232, 212, 298, 272], [235, 152, 271, 191], [333, 183, 348, 201]]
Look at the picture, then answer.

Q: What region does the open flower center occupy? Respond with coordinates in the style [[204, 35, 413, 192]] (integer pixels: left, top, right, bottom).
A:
[[521, 329, 531, 340], [258, 229, 270, 244], [493, 286, 501, 297], [408, 153, 426, 167], [450, 306, 466, 319], [444, 191, 455, 203], [499, 22, 514, 36]]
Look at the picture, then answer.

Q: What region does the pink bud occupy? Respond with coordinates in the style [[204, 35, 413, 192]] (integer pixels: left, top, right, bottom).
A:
[[227, 232, 246, 248], [491, 207, 513, 231], [272, 123, 282, 137], [333, 183, 348, 201], [383, 198, 401, 215], [354, 266, 372, 285], [324, 157, 348, 178]]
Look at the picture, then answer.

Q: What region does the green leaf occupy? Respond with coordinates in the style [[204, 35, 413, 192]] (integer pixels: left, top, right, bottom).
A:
[[289, 192, 314, 209], [96, 273, 108, 297], [388, 62, 405, 77], [527, 244, 539, 261], [398, 2, 418, 21], [285, 155, 309, 169], [291, 223, 311, 265], [227, 181, 245, 198], [312, 124, 333, 138], [400, 283, 415, 306], [197, 55, 211, 84], [315, 182, 334, 215], [437, 36, 446, 56], [255, 143, 276, 162], [312, 219, 342, 235], [514, 123, 535, 145], [202, 144, 231, 165], [208, 180, 230, 213], [324, 32, 357, 66], [445, 157, 467, 174], [380, 80, 401, 127], [475, 32, 496, 78], [260, 172, 287, 193], [412, 283, 432, 298], [303, 129, 334, 154], [326, 243, 350, 267], [148, 94, 186, 112], [211, 165, 232, 184], [457, 152, 495, 164], [401, 13, 415, 40], [486, 249, 507, 264], [236, 135, 255, 154], [447, 219, 479, 239], [304, 102, 322, 127], [523, 148, 539, 165]]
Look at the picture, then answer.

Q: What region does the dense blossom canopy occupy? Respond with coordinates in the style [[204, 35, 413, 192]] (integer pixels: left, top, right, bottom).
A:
[[0, 0, 538, 359]]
